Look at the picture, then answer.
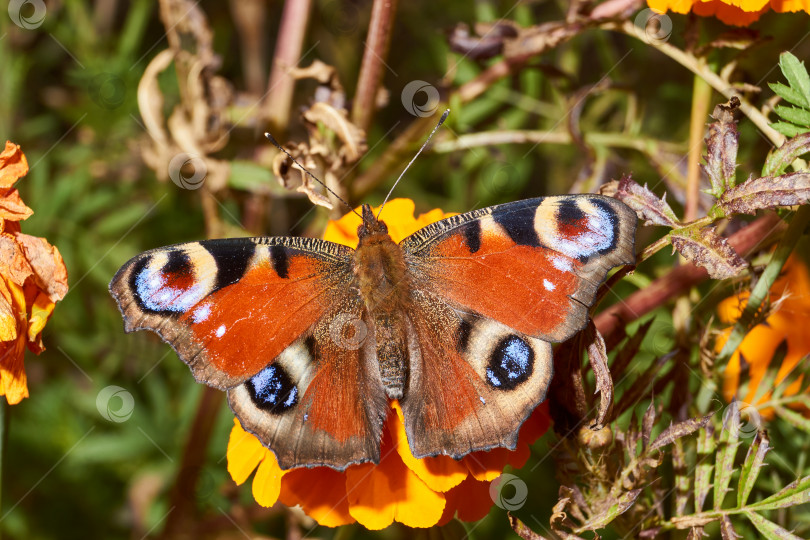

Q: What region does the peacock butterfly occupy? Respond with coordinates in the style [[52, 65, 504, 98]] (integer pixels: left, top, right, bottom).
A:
[[109, 193, 636, 470]]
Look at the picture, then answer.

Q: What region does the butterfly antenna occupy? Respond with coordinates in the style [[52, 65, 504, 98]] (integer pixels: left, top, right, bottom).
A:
[[264, 133, 360, 218], [377, 109, 450, 220]]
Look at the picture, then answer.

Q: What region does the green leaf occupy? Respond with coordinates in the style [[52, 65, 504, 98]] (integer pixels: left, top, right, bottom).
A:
[[774, 105, 810, 128], [749, 475, 810, 511], [738, 431, 770, 508], [763, 132, 810, 177], [695, 426, 715, 513], [575, 488, 642, 532], [227, 160, 290, 195], [769, 82, 809, 108], [773, 405, 810, 435], [715, 402, 742, 510], [771, 121, 806, 138], [779, 52, 810, 109], [746, 511, 803, 540]]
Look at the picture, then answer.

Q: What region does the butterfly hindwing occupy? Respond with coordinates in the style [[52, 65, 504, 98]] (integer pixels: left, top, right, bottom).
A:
[[402, 289, 553, 459], [228, 300, 389, 470], [399, 195, 636, 457], [109, 237, 355, 389]]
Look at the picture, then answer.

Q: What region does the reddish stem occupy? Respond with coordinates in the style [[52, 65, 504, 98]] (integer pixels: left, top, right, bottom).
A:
[[351, 0, 399, 133]]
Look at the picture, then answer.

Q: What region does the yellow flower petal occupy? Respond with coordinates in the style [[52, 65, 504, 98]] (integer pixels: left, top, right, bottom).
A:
[[226, 419, 267, 485], [27, 291, 55, 345], [0, 278, 17, 341], [251, 452, 284, 507]]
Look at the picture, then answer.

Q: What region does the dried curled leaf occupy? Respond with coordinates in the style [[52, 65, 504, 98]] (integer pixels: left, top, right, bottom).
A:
[[613, 175, 680, 227], [718, 172, 810, 215], [303, 102, 367, 162], [649, 411, 715, 452], [272, 143, 333, 209], [585, 322, 613, 429], [670, 227, 748, 280], [704, 98, 740, 197]]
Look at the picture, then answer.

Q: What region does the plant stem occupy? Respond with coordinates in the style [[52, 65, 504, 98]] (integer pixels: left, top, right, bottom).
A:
[[351, 0, 398, 133], [686, 75, 712, 221], [431, 129, 686, 155], [605, 20, 785, 148], [264, 0, 312, 134]]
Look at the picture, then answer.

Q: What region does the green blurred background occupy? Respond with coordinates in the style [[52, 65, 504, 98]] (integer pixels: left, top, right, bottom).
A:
[[1, 0, 809, 538]]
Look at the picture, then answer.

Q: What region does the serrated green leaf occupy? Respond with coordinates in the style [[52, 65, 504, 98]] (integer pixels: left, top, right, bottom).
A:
[[715, 402, 742, 510], [575, 488, 642, 532], [770, 121, 806, 138], [746, 510, 803, 540], [779, 52, 810, 108], [763, 131, 810, 178], [769, 82, 808, 108], [695, 426, 715, 513], [738, 431, 770, 508], [749, 475, 810, 511], [774, 105, 810, 128]]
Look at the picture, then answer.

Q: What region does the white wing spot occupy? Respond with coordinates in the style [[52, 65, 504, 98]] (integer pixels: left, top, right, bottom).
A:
[[479, 396, 486, 404], [551, 256, 573, 272], [215, 324, 226, 337], [192, 303, 211, 323], [543, 279, 556, 291]]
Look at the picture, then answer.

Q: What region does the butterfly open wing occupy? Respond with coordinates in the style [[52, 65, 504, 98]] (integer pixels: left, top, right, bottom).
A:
[[399, 195, 636, 458], [109, 237, 388, 470]]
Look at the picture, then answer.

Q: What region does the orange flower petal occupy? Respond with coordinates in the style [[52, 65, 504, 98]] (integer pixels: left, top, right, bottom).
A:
[[252, 452, 284, 507], [0, 278, 17, 342], [0, 142, 29, 189], [390, 401, 468, 493], [346, 420, 446, 530], [439, 475, 495, 525], [227, 419, 267, 485], [0, 277, 28, 404], [0, 189, 33, 223], [27, 291, 55, 353], [280, 467, 354, 527]]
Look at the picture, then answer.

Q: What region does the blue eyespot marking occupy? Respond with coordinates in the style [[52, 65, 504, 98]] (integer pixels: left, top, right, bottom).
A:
[[246, 365, 298, 413], [486, 335, 534, 390]]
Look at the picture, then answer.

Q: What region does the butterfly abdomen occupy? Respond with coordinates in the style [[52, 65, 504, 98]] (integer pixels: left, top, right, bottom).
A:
[[354, 221, 412, 399]]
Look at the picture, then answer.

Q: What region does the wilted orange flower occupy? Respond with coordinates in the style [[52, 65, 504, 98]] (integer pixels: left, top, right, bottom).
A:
[[0, 141, 68, 404], [649, 0, 810, 26], [227, 198, 551, 529], [716, 255, 810, 408]]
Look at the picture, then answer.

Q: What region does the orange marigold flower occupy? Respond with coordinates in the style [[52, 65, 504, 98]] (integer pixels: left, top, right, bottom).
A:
[[226, 198, 552, 529], [716, 255, 810, 409], [648, 0, 810, 26], [0, 141, 69, 404]]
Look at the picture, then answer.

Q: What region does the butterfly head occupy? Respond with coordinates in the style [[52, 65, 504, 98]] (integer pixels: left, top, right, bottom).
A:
[[357, 204, 389, 240]]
